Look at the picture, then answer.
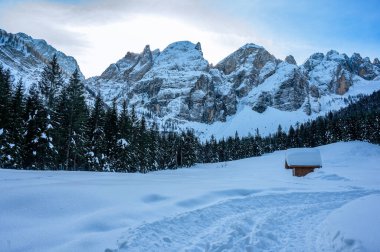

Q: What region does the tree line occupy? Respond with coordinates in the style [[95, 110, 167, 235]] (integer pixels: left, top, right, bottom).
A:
[[1, 55, 379, 171]]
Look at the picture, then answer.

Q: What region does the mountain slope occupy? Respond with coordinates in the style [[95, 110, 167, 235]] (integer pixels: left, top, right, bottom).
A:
[[85, 41, 380, 139], [0, 29, 84, 88]]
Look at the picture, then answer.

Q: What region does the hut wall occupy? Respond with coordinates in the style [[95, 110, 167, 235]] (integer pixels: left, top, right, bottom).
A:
[[292, 167, 315, 177]]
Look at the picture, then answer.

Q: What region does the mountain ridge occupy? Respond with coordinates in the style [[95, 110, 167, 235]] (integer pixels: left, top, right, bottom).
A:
[[1, 29, 380, 139], [0, 29, 84, 87]]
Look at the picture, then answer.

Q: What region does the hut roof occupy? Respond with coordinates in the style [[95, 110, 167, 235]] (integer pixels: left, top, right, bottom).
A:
[[286, 148, 322, 167]]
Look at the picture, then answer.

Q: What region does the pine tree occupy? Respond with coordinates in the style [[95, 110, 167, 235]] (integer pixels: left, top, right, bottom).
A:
[[137, 116, 149, 173], [233, 131, 241, 160], [103, 100, 118, 171], [85, 93, 106, 171], [209, 135, 219, 162], [38, 54, 64, 109], [22, 85, 52, 169], [147, 123, 160, 171], [37, 55, 65, 168], [182, 130, 197, 167], [7, 80, 25, 167], [59, 69, 88, 170], [114, 99, 132, 172], [218, 138, 226, 162], [0, 66, 13, 167]]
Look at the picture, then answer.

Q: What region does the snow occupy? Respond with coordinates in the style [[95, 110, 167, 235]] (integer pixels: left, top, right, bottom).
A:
[[286, 148, 322, 167], [0, 141, 380, 252], [178, 106, 314, 141], [316, 194, 380, 251], [117, 138, 128, 148]]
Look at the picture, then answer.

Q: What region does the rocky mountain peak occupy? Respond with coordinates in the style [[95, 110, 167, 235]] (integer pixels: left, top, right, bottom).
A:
[[195, 42, 203, 55], [326, 50, 349, 63], [349, 53, 379, 80], [142, 44, 151, 55], [215, 43, 274, 77], [0, 29, 84, 87], [285, 55, 297, 65], [151, 41, 208, 73]]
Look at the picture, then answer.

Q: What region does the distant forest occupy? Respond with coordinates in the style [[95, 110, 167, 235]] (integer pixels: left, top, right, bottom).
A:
[[1, 56, 379, 172]]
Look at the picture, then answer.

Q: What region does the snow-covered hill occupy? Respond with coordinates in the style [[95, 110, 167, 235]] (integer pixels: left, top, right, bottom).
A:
[[0, 29, 84, 88], [1, 141, 380, 251]]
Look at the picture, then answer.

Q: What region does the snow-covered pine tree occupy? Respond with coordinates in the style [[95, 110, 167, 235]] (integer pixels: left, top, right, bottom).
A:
[[209, 135, 219, 163], [217, 138, 227, 162], [114, 99, 132, 172], [22, 84, 53, 169], [60, 69, 88, 170], [0, 66, 13, 167], [85, 93, 106, 171], [147, 122, 159, 171], [137, 116, 149, 173], [103, 100, 118, 171], [181, 130, 197, 167], [38, 54, 65, 168]]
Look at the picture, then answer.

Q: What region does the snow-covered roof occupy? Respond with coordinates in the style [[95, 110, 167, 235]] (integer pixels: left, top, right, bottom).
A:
[[286, 148, 322, 167]]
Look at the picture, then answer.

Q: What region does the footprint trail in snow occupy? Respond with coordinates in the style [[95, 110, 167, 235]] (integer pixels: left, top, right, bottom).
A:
[[108, 190, 374, 252]]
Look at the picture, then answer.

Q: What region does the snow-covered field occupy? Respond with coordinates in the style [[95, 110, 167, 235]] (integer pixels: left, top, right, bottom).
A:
[[1, 141, 380, 252]]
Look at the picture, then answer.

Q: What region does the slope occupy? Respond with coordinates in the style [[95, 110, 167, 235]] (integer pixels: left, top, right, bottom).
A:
[[0, 29, 84, 88]]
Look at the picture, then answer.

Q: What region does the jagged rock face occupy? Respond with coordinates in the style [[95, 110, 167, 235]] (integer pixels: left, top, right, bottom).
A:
[[303, 51, 353, 95], [86, 41, 237, 123], [215, 44, 277, 98], [0, 29, 84, 88], [303, 50, 379, 97], [248, 62, 307, 113], [273, 67, 308, 110], [335, 69, 352, 95], [349, 53, 380, 80], [374, 58, 380, 66]]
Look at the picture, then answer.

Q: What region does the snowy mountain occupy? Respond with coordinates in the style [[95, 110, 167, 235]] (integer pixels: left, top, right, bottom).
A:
[[0, 29, 84, 88], [86, 41, 380, 139], [1, 28, 380, 139]]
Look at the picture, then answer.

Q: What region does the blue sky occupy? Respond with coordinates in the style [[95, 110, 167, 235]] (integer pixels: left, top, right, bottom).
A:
[[0, 0, 379, 77]]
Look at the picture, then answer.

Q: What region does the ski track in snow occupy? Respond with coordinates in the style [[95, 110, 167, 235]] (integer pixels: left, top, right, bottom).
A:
[[108, 190, 376, 252]]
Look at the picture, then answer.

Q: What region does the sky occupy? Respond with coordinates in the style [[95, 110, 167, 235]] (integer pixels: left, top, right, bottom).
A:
[[0, 0, 379, 78]]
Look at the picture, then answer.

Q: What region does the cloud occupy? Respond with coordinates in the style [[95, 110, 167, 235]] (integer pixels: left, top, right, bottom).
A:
[[0, 0, 378, 77], [0, 0, 265, 77]]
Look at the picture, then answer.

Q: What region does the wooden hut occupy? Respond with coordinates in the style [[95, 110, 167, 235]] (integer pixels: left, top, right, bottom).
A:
[[285, 148, 322, 177]]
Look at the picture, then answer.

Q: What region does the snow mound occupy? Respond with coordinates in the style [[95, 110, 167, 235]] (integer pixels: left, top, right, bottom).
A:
[[316, 194, 380, 251]]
